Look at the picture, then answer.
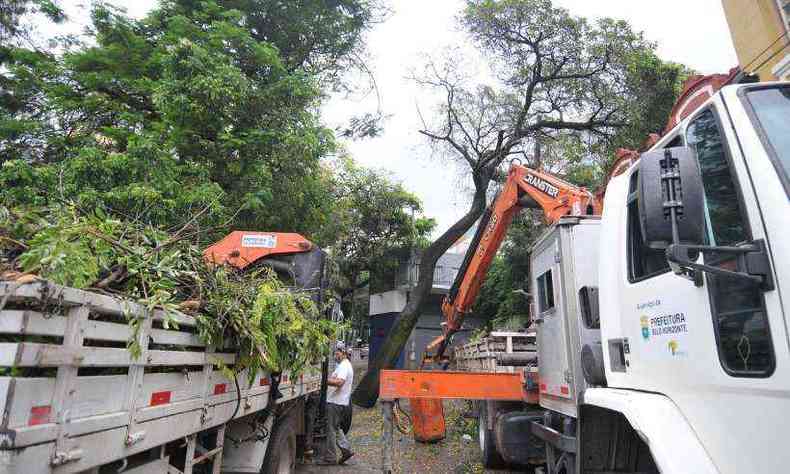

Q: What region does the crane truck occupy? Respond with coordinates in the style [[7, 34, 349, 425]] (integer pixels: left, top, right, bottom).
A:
[[379, 70, 790, 474], [0, 231, 335, 474]]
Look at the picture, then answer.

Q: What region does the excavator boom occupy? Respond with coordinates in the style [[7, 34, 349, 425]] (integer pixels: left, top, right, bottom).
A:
[[428, 164, 601, 360]]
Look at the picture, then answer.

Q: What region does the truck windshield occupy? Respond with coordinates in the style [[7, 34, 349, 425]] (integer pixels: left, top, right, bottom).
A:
[[745, 86, 790, 192]]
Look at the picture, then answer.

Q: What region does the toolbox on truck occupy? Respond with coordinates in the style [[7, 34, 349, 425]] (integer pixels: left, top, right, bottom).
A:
[[0, 281, 320, 474]]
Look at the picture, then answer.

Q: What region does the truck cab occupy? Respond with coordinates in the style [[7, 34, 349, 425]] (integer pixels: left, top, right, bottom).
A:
[[589, 82, 789, 474]]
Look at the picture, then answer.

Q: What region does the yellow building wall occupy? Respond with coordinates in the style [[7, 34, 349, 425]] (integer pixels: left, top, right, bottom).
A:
[[721, 0, 789, 80]]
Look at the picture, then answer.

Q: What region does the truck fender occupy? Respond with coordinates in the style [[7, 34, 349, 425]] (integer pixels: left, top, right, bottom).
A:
[[582, 388, 718, 474]]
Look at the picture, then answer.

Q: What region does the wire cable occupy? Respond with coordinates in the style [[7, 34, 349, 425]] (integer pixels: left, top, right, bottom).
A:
[[392, 400, 412, 435], [743, 31, 790, 73], [228, 372, 241, 424]]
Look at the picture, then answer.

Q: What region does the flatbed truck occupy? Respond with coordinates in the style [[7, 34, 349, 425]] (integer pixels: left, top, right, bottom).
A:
[[0, 231, 333, 474]]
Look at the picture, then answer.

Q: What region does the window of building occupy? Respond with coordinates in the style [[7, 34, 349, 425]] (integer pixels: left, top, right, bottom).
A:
[[536, 269, 555, 313], [686, 108, 774, 377]]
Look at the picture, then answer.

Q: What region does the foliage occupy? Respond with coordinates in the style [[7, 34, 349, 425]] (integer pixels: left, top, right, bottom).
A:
[[1, 204, 340, 376], [353, 0, 666, 405], [0, 0, 378, 238], [616, 51, 695, 151], [473, 212, 542, 330], [328, 155, 434, 284], [215, 0, 384, 80], [0, 0, 64, 42], [196, 266, 338, 377], [324, 155, 435, 340], [425, 0, 692, 333]]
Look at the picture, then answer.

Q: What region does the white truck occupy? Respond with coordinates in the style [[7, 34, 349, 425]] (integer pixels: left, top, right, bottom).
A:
[[404, 76, 790, 474], [0, 232, 334, 474], [527, 77, 790, 474]]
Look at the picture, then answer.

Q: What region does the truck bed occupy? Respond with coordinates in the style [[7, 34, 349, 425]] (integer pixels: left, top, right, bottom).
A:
[[453, 331, 537, 373], [0, 281, 319, 473]]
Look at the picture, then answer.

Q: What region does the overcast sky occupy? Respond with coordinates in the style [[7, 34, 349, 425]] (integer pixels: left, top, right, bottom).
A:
[[53, 0, 738, 233]]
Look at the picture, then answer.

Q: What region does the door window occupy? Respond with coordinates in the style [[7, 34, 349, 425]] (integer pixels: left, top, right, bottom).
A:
[[686, 108, 774, 377]]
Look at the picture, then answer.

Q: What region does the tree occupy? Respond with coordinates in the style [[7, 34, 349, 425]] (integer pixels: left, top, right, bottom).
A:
[[326, 156, 435, 338], [0, 0, 63, 42], [0, 0, 379, 240], [469, 52, 694, 333], [218, 0, 384, 79], [353, 0, 659, 406]]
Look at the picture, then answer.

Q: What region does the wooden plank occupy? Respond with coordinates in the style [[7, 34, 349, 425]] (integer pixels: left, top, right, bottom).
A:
[[0, 376, 55, 428], [0, 282, 83, 308], [0, 346, 225, 367], [81, 320, 131, 342], [0, 310, 66, 336], [135, 372, 204, 409], [0, 345, 133, 367], [0, 282, 195, 323], [0, 342, 56, 366], [147, 350, 209, 366], [150, 328, 204, 347], [52, 305, 90, 458], [152, 309, 197, 327], [78, 347, 135, 366], [379, 370, 531, 401]]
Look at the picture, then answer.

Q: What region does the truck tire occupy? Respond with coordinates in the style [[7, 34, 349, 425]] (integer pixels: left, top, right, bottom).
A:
[[478, 403, 506, 469], [261, 413, 297, 474]]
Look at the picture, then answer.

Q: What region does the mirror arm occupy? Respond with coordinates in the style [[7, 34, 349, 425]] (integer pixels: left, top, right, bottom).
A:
[[666, 240, 774, 291]]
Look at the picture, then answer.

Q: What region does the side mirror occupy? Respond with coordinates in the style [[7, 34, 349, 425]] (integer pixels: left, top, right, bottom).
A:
[[637, 147, 705, 249], [637, 147, 774, 291]]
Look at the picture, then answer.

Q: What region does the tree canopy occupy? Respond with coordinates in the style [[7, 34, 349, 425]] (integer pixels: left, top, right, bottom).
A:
[[353, 0, 693, 406], [0, 0, 393, 244]]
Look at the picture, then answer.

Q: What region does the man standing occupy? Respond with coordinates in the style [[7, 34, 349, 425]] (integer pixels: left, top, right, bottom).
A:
[[321, 341, 355, 465]]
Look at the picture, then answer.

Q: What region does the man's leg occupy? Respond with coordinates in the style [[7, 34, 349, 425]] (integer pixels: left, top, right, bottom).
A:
[[337, 405, 353, 464], [336, 419, 351, 453], [322, 403, 339, 463]]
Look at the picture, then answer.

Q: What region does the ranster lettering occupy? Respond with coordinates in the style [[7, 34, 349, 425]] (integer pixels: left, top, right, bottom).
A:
[[524, 175, 560, 198]]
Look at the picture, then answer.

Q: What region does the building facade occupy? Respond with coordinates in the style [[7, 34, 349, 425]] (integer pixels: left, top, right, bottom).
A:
[[721, 0, 790, 80]]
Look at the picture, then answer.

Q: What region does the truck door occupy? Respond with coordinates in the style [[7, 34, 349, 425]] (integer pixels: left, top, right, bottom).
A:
[[602, 96, 789, 474], [532, 231, 575, 417]]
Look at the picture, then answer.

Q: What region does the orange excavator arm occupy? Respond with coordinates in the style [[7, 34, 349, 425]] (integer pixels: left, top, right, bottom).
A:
[[428, 164, 601, 360]]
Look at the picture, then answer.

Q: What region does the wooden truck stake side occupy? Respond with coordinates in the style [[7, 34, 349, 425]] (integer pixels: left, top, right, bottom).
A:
[[0, 231, 332, 474]]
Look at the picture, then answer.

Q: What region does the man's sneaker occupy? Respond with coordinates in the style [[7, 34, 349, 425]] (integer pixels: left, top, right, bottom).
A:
[[339, 449, 354, 465]]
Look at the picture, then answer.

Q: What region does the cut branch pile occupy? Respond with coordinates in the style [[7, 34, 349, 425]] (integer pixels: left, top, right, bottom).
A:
[[0, 203, 340, 377]]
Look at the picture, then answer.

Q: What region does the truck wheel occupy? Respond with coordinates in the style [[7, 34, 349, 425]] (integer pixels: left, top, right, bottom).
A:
[[478, 403, 506, 469], [261, 414, 297, 474]]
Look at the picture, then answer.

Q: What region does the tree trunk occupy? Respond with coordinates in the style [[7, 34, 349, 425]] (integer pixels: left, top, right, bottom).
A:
[[352, 179, 489, 408]]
